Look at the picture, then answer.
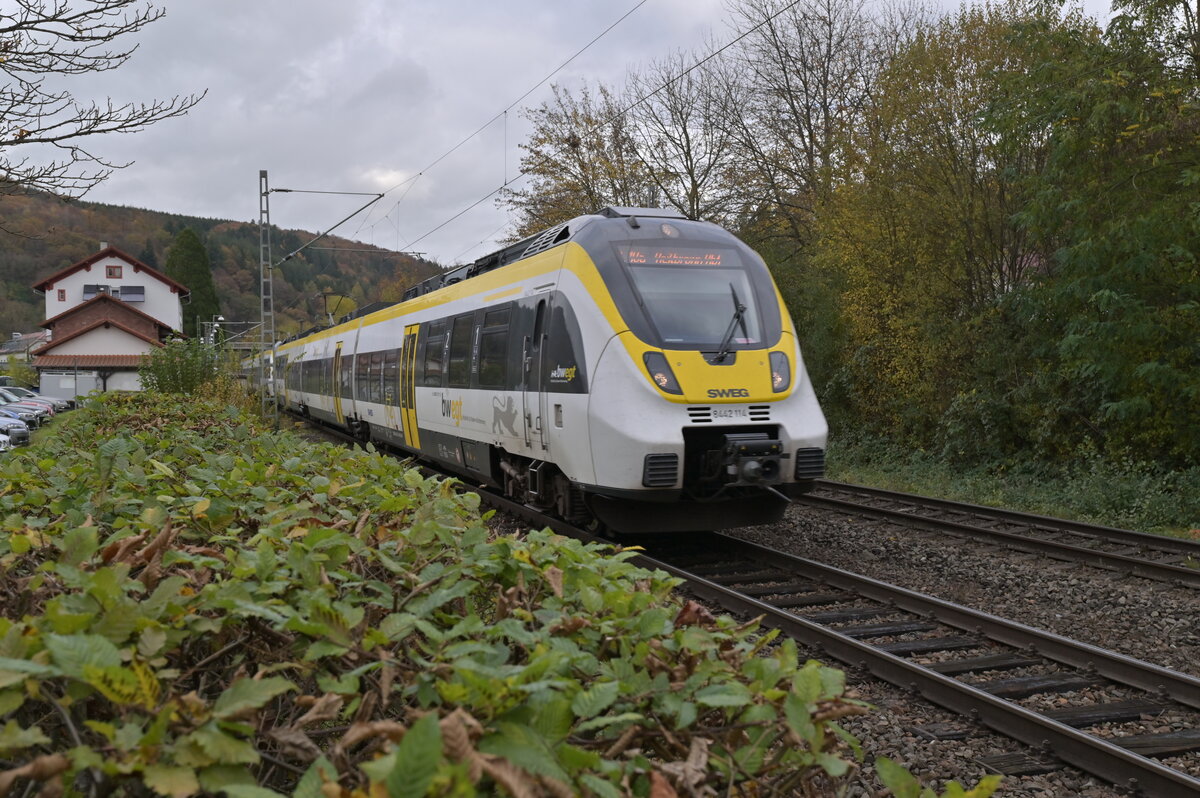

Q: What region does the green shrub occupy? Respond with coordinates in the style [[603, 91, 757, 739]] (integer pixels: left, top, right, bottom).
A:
[[138, 338, 222, 394], [0, 393, 880, 796], [829, 435, 1199, 536]]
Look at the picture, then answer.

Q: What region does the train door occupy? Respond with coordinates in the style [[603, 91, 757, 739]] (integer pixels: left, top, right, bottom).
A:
[[400, 324, 421, 449], [522, 299, 549, 452], [332, 342, 345, 425]]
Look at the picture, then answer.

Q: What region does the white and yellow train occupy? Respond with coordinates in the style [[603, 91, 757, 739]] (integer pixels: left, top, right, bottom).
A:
[[248, 207, 826, 533]]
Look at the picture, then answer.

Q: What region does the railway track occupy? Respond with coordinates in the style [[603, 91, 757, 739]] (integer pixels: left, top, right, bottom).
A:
[[799, 480, 1200, 589], [299, 419, 1200, 794], [477, 494, 1200, 796]]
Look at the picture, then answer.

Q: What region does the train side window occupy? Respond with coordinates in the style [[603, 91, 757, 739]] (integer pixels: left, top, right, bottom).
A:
[[478, 307, 510, 389], [423, 321, 447, 386], [340, 353, 353, 398], [370, 351, 384, 403], [447, 314, 474, 388], [383, 349, 399, 405], [355, 350, 369, 400]]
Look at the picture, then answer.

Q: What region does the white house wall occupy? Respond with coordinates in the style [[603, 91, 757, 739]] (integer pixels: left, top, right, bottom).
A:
[[43, 255, 184, 331], [50, 327, 155, 356], [110, 371, 143, 392]]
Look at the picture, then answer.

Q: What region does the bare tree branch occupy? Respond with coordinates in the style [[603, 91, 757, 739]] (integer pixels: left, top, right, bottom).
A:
[[0, 0, 205, 200]]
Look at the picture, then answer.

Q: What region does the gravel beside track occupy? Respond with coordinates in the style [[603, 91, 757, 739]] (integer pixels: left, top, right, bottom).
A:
[[719, 504, 1200, 797]]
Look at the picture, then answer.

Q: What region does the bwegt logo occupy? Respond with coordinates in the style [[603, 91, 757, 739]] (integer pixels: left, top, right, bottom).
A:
[[440, 396, 463, 426], [707, 388, 750, 398], [550, 364, 577, 382]]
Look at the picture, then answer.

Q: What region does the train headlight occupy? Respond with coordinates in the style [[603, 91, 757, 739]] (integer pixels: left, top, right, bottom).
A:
[[769, 351, 790, 393], [644, 352, 682, 395]]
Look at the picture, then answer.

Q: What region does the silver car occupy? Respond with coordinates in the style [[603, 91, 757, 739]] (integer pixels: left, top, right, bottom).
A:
[[0, 396, 48, 424], [0, 417, 29, 445], [2, 386, 72, 411]]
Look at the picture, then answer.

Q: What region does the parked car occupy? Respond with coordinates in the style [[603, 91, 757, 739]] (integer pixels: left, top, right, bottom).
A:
[[0, 389, 58, 416], [0, 395, 49, 424], [0, 416, 30, 445], [2, 386, 73, 411], [0, 406, 38, 428], [0, 433, 11, 452]]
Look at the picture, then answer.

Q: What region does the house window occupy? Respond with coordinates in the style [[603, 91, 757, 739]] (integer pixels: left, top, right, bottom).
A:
[[106, 264, 122, 279], [119, 285, 145, 302], [57, 289, 66, 302]]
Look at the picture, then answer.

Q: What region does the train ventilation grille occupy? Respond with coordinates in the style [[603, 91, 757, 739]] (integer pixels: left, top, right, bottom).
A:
[[643, 453, 679, 487], [794, 447, 825, 480], [521, 222, 571, 258], [687, 407, 713, 423], [749, 405, 771, 421]]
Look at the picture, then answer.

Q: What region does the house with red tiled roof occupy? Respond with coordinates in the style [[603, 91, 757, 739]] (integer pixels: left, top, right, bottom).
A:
[[30, 245, 189, 395]]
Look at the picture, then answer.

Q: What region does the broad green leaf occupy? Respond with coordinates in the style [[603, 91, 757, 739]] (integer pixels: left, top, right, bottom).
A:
[[694, 682, 752, 708], [571, 680, 620, 718], [875, 756, 923, 798], [574, 712, 644, 734], [0, 721, 50, 754], [784, 691, 817, 746], [580, 774, 622, 798], [385, 713, 441, 798], [221, 787, 287, 798], [479, 722, 571, 783], [197, 764, 256, 792], [213, 676, 295, 719], [0, 690, 25, 715], [294, 757, 337, 798], [189, 724, 260, 765], [142, 765, 200, 798], [43, 633, 121, 679], [815, 751, 850, 778]]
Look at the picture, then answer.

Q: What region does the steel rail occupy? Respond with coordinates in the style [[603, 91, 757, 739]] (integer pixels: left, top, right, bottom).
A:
[[653, 555, 1200, 797], [798, 491, 1200, 589], [813, 479, 1200, 557]]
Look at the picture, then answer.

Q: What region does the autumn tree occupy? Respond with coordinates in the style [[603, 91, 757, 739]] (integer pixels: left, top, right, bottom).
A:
[[721, 0, 903, 242], [0, 1, 203, 207], [813, 2, 1076, 447], [164, 228, 220, 339], [499, 82, 659, 238], [624, 52, 739, 222]]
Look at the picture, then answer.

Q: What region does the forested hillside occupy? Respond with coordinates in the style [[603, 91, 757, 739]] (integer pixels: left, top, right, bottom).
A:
[[0, 192, 438, 337], [503, 0, 1200, 470]]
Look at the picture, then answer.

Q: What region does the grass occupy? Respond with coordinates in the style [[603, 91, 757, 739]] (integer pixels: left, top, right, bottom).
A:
[[826, 436, 1200, 538]]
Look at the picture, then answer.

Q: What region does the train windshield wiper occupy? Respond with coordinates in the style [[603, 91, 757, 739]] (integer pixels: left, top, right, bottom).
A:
[[713, 283, 748, 363]]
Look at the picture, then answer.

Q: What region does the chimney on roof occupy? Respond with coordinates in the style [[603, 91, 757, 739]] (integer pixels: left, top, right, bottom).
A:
[[100, 241, 108, 250]]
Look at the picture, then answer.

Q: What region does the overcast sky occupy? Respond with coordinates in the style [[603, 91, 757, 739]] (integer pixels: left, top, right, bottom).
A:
[[73, 0, 1108, 267], [73, 0, 726, 265]]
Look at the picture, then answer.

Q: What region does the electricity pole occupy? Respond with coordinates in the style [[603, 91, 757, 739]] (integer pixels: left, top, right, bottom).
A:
[[258, 170, 278, 428]]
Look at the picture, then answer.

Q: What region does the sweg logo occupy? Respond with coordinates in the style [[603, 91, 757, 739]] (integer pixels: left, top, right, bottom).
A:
[[707, 388, 750, 398], [441, 396, 463, 426], [550, 364, 577, 382]]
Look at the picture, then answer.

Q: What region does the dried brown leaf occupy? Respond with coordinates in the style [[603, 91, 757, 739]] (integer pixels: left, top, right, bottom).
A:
[[0, 754, 69, 797], [294, 693, 344, 729], [673, 600, 715, 628], [269, 726, 323, 762], [479, 755, 538, 798], [335, 720, 407, 754], [544, 566, 563, 598], [650, 771, 680, 798]]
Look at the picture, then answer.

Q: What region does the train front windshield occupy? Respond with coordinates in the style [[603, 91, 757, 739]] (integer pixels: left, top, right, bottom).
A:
[[615, 243, 764, 348]]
